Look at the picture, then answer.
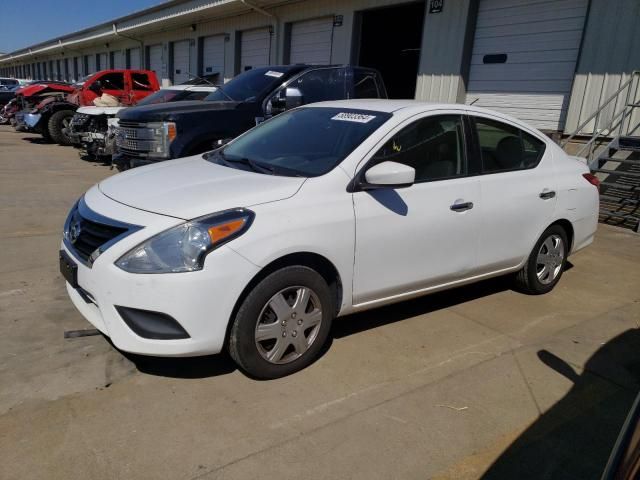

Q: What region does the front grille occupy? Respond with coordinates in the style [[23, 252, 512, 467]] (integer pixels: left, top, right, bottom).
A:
[[115, 121, 156, 154], [71, 214, 127, 262], [64, 200, 140, 266], [70, 113, 90, 127]]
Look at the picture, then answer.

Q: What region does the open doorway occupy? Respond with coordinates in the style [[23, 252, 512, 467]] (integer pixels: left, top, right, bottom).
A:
[[353, 2, 425, 99]]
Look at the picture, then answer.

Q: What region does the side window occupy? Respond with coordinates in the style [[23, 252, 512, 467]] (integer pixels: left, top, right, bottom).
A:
[[97, 72, 125, 90], [131, 73, 153, 91], [290, 68, 345, 104], [474, 117, 545, 173], [353, 71, 379, 98], [372, 115, 466, 183]]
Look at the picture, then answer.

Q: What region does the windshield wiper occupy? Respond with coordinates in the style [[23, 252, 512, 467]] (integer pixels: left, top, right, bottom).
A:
[[218, 152, 274, 175]]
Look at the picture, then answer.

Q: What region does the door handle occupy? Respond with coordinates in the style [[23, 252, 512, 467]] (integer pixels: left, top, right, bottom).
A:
[[539, 190, 556, 200], [450, 201, 474, 212]]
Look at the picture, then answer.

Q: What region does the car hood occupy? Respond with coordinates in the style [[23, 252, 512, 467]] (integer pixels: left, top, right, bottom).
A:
[[98, 155, 306, 220], [77, 106, 125, 115], [117, 100, 239, 122]]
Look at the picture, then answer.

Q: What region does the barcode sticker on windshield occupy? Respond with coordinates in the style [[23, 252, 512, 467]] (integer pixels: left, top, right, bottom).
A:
[[265, 71, 284, 78], [331, 112, 376, 123]]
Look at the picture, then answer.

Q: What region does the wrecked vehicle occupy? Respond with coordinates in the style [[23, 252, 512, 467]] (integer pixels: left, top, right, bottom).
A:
[[8, 81, 73, 129], [23, 70, 159, 145], [68, 83, 216, 161]]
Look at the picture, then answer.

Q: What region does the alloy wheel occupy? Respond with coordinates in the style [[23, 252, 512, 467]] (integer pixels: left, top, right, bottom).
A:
[[536, 234, 564, 285], [254, 286, 323, 364]]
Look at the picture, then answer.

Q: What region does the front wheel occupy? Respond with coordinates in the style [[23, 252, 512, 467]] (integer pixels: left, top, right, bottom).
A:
[[48, 110, 75, 145], [514, 225, 569, 295], [228, 266, 334, 379]]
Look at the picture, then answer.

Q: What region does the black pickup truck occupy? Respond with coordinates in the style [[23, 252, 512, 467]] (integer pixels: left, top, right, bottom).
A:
[[113, 64, 386, 169]]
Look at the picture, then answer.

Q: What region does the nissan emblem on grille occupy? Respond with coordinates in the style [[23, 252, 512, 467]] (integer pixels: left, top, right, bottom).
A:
[[69, 219, 82, 244]]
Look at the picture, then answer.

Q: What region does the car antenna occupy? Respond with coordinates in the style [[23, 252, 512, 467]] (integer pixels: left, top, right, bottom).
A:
[[469, 98, 479, 105]]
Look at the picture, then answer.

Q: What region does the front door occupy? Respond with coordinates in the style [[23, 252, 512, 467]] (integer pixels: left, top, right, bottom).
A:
[[353, 113, 480, 305]]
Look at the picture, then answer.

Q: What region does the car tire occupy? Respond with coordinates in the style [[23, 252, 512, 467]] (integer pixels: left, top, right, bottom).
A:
[[514, 225, 569, 295], [48, 110, 75, 145], [228, 266, 334, 379]]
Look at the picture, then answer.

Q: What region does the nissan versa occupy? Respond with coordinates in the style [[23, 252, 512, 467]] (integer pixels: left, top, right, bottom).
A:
[[60, 100, 599, 379]]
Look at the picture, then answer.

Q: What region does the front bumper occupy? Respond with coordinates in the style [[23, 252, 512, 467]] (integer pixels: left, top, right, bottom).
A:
[[24, 113, 42, 128], [62, 188, 260, 356]]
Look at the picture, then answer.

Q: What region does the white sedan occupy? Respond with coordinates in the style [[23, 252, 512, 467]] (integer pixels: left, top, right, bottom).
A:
[[60, 100, 599, 378]]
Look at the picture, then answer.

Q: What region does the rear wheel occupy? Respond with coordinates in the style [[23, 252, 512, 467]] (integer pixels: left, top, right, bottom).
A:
[[48, 110, 75, 145], [514, 225, 568, 294], [228, 266, 334, 379]]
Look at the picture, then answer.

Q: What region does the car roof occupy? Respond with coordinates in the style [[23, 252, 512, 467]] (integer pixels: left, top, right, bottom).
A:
[[304, 99, 545, 136]]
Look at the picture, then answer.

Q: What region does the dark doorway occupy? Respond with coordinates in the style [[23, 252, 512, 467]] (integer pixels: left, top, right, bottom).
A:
[[353, 2, 425, 99]]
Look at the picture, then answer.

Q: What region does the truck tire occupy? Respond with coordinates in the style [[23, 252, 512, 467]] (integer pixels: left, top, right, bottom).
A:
[[48, 110, 75, 145]]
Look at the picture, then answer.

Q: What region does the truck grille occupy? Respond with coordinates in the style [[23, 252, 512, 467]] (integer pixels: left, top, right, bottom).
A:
[[115, 121, 156, 155], [64, 200, 141, 266]]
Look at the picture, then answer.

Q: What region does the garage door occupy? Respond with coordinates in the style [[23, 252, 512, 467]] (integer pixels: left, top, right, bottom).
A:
[[128, 48, 141, 69], [240, 28, 271, 71], [289, 17, 333, 64], [202, 35, 225, 77], [148, 44, 163, 79], [87, 55, 96, 74], [112, 51, 125, 69], [465, 0, 588, 131], [172, 40, 191, 84], [97, 53, 108, 71]]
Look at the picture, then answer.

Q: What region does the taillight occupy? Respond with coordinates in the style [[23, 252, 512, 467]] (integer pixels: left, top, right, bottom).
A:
[[583, 173, 600, 191]]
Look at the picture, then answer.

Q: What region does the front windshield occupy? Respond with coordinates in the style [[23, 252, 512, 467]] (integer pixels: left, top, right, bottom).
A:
[[209, 107, 391, 177], [204, 67, 288, 102]]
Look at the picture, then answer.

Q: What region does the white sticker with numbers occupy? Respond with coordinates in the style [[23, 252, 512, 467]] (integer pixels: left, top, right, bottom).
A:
[[265, 70, 284, 78], [331, 112, 377, 123]]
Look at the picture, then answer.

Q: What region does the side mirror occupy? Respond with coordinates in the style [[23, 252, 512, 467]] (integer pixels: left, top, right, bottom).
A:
[[88, 80, 102, 93], [285, 87, 303, 110], [361, 161, 415, 189]]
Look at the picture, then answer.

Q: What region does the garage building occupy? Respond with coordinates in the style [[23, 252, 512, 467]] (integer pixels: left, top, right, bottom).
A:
[[0, 0, 637, 135]]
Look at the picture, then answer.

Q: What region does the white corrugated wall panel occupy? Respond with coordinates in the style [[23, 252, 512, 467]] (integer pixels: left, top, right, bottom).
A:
[[202, 35, 225, 76], [87, 55, 96, 74], [240, 28, 270, 71], [290, 17, 334, 64], [97, 53, 108, 71], [466, 0, 588, 131], [172, 40, 191, 84]]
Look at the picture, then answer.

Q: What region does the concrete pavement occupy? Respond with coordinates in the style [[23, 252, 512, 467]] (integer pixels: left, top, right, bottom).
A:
[[0, 125, 638, 479]]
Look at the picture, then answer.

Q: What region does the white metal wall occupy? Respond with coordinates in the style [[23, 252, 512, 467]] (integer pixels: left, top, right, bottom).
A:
[[202, 35, 225, 77], [172, 40, 191, 84], [97, 53, 108, 71], [289, 17, 334, 64], [87, 55, 96, 74], [465, 0, 588, 131], [240, 28, 271, 71]]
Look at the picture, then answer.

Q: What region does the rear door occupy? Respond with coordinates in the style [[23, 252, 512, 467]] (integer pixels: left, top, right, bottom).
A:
[[129, 72, 156, 104], [469, 114, 556, 273], [353, 112, 480, 305]]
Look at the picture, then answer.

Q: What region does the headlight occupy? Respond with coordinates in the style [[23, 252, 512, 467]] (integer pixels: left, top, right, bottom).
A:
[[115, 209, 254, 274]]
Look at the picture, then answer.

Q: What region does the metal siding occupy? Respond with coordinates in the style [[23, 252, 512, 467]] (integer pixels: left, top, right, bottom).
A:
[[240, 28, 271, 71], [290, 17, 334, 65], [172, 40, 191, 83], [202, 35, 225, 76], [564, 0, 640, 134], [87, 55, 96, 74]]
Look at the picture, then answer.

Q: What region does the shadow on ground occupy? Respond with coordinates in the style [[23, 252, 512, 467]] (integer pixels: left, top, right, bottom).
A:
[[481, 328, 640, 479]]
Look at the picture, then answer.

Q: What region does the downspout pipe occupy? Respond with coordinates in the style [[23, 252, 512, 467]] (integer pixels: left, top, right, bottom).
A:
[[113, 23, 146, 67], [240, 0, 279, 63]]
